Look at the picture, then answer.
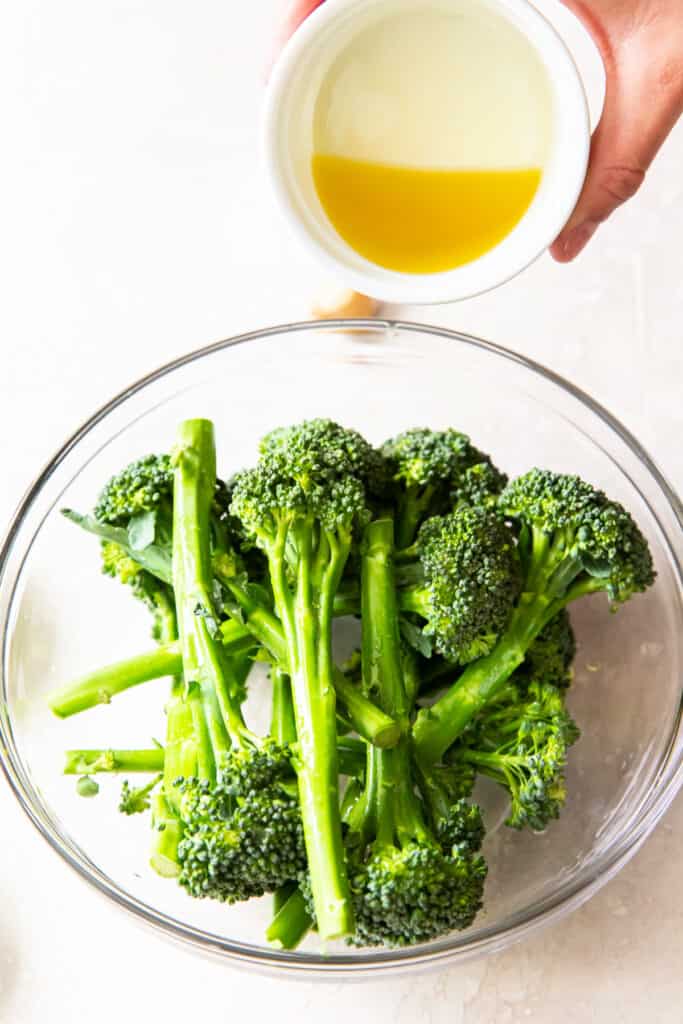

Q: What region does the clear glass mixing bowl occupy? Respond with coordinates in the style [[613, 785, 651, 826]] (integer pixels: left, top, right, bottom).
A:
[[1, 321, 682, 977]]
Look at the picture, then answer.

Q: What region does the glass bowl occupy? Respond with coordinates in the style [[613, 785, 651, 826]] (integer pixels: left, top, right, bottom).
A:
[[1, 320, 682, 977]]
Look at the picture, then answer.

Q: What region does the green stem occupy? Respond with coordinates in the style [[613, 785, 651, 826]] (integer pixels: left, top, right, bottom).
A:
[[217, 618, 260, 657], [172, 419, 239, 779], [286, 523, 353, 941], [266, 888, 313, 950], [412, 597, 550, 767], [270, 666, 297, 746], [272, 880, 297, 917], [412, 638, 524, 767], [151, 575, 195, 859], [213, 568, 287, 657], [150, 792, 182, 878], [337, 737, 367, 778], [344, 739, 379, 845], [359, 519, 430, 852], [48, 644, 182, 718], [413, 757, 451, 827], [394, 542, 419, 565], [391, 743, 430, 847], [332, 579, 361, 616], [396, 485, 434, 551], [397, 587, 430, 618], [332, 671, 401, 748], [361, 519, 409, 723], [63, 749, 164, 774], [340, 776, 363, 822], [164, 682, 198, 809]]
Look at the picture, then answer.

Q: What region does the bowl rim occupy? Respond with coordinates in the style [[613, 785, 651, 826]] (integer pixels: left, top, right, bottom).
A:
[[1, 318, 682, 976]]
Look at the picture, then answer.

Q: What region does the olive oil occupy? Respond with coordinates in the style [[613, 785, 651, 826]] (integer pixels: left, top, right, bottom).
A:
[[313, 155, 541, 273]]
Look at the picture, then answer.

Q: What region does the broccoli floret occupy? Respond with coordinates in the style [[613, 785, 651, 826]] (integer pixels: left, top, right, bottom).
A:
[[450, 679, 580, 831], [176, 742, 305, 902], [337, 734, 486, 949], [63, 451, 238, 587], [501, 470, 655, 604], [434, 797, 486, 855], [452, 459, 508, 511], [413, 469, 655, 766], [119, 775, 162, 815], [346, 836, 487, 948], [259, 418, 389, 499], [397, 508, 521, 664], [95, 454, 173, 525], [380, 428, 507, 548]]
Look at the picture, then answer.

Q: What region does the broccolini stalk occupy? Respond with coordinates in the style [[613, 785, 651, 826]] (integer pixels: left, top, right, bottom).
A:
[[46, 621, 253, 721], [361, 519, 410, 725], [169, 421, 308, 904], [48, 644, 182, 718], [266, 666, 315, 947], [265, 729, 367, 950], [413, 470, 656, 766], [231, 419, 375, 939], [147, 559, 191, 876], [63, 749, 164, 774], [171, 420, 244, 776], [270, 664, 296, 747], [339, 518, 485, 948], [266, 887, 314, 951]]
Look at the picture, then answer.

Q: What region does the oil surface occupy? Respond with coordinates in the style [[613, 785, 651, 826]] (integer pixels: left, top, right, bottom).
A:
[[312, 154, 542, 273]]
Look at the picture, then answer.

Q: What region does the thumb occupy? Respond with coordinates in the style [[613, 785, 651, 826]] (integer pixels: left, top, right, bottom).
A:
[[268, 1, 325, 78], [551, 32, 683, 262], [279, 0, 326, 43]]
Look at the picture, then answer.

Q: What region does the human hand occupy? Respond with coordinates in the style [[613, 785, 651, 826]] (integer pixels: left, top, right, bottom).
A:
[[275, 1, 325, 53], [552, 0, 683, 260], [279, 0, 683, 263]]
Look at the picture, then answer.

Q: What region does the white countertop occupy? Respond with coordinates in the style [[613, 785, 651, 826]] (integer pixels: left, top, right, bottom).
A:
[[1, 1, 682, 1020]]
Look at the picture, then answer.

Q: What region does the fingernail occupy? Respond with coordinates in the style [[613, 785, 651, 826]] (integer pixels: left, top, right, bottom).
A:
[[559, 221, 598, 261]]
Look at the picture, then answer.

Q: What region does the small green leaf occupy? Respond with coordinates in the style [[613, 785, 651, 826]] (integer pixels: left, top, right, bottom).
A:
[[400, 618, 433, 658], [128, 509, 158, 550]]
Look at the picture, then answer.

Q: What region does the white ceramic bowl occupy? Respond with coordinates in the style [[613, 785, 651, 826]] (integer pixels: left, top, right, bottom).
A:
[[264, 0, 590, 303]]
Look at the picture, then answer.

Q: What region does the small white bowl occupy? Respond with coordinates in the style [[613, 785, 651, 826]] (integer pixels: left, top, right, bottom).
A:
[[263, 0, 590, 304]]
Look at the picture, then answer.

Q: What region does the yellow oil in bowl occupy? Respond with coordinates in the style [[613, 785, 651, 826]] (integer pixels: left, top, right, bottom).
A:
[[312, 155, 541, 273], [312, 4, 553, 275]]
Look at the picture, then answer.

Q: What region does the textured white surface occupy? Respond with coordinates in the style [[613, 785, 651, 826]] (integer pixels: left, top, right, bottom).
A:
[[1, 1, 682, 1020]]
